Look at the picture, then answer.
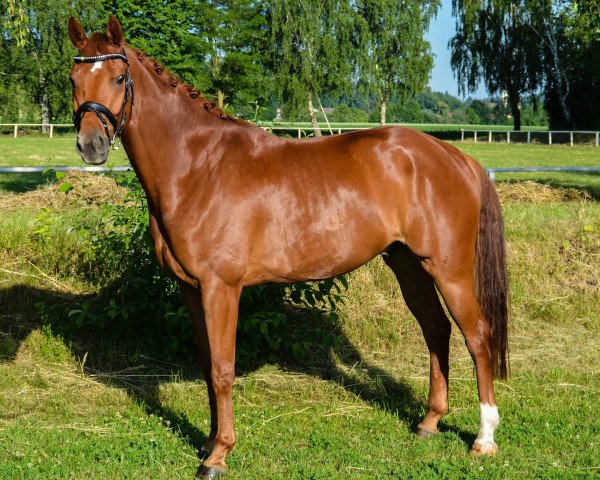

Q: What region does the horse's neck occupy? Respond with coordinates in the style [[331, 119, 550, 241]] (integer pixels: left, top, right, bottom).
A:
[[120, 51, 236, 207]]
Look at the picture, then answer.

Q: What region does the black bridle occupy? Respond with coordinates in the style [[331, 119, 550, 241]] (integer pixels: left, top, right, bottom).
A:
[[72, 50, 134, 149]]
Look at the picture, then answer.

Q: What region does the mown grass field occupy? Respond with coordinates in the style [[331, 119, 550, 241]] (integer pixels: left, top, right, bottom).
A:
[[0, 137, 599, 479]]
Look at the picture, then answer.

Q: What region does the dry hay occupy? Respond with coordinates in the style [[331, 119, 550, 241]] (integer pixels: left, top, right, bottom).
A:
[[0, 171, 127, 210], [495, 180, 590, 204]]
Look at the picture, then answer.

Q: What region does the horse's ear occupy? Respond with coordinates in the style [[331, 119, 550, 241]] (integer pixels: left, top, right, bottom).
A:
[[68, 17, 87, 49], [105, 15, 124, 47]]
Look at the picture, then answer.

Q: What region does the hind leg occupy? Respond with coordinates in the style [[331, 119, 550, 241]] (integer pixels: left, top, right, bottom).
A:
[[427, 267, 500, 455], [383, 244, 451, 436]]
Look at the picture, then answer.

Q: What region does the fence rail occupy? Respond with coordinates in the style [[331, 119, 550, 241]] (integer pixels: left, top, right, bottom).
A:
[[0, 123, 73, 138], [461, 129, 600, 147], [1, 165, 599, 183]]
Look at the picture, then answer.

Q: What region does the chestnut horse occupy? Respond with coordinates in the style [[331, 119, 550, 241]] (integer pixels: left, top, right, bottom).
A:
[[68, 16, 508, 479]]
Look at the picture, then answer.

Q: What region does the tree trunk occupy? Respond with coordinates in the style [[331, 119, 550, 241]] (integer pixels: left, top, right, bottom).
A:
[[308, 97, 322, 137], [508, 91, 521, 131], [217, 90, 225, 110], [40, 88, 50, 135], [380, 98, 387, 126], [543, 15, 575, 128]]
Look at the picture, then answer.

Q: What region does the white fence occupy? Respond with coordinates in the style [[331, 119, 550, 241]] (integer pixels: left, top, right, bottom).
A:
[[1, 165, 599, 183], [461, 129, 600, 147], [2, 123, 600, 147], [0, 123, 73, 138]]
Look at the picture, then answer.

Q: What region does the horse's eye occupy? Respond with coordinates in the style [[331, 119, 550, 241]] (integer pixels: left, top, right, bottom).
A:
[[116, 75, 125, 85]]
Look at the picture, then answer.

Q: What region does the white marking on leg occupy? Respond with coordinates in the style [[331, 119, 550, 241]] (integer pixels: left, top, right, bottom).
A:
[[91, 62, 103, 73], [475, 403, 499, 451]]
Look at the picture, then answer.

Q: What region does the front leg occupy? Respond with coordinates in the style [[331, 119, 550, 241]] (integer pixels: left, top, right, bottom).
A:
[[193, 276, 241, 479], [179, 282, 217, 459]]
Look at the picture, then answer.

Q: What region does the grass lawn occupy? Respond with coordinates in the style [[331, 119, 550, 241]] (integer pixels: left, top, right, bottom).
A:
[[0, 170, 599, 478]]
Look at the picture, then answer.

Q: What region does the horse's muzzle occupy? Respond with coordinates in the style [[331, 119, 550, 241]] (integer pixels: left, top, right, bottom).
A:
[[76, 133, 109, 165]]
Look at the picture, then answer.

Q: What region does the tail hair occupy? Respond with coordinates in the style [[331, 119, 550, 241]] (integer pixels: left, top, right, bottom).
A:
[[475, 171, 509, 379]]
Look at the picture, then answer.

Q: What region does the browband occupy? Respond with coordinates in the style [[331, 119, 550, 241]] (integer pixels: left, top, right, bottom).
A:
[[74, 53, 129, 64]]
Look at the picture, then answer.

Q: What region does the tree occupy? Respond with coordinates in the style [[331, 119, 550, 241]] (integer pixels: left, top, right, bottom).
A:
[[104, 0, 213, 92], [0, 0, 107, 124], [356, 0, 438, 126], [201, 0, 272, 113], [450, 0, 546, 130], [542, 0, 600, 129], [269, 0, 357, 136]]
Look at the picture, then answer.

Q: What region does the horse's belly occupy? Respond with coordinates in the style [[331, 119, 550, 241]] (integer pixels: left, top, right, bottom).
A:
[[247, 219, 395, 284]]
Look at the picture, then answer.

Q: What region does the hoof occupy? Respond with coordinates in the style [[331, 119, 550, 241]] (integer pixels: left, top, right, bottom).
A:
[[470, 440, 498, 456], [415, 425, 438, 437], [196, 464, 226, 479]]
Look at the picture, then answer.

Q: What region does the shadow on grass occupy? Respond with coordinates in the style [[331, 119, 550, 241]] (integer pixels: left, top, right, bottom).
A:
[[0, 281, 473, 458], [0, 172, 48, 193]]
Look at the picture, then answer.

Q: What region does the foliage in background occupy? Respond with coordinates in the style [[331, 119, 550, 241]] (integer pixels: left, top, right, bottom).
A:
[[269, 0, 358, 135], [450, 0, 546, 131], [355, 0, 438, 126], [1, 0, 586, 128], [43, 174, 346, 364], [543, 0, 600, 130]]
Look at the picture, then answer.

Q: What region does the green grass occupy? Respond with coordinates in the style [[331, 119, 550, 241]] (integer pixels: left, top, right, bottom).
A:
[[452, 142, 600, 199], [0, 175, 599, 478]]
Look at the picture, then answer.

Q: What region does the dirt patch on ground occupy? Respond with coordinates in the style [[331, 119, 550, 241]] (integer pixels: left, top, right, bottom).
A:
[[0, 172, 127, 210]]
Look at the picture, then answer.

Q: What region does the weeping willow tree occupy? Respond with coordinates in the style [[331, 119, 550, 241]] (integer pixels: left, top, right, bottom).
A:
[[450, 0, 546, 130], [356, 0, 438, 126], [270, 0, 357, 135]]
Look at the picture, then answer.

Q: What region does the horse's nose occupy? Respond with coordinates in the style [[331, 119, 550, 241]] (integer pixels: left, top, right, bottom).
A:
[[76, 137, 84, 153]]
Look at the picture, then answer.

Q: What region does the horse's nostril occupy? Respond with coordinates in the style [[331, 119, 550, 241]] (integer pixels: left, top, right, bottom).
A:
[[92, 134, 105, 152], [76, 138, 83, 152]]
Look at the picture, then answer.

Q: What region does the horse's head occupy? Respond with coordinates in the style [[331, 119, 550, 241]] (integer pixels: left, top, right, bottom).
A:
[[68, 16, 133, 165]]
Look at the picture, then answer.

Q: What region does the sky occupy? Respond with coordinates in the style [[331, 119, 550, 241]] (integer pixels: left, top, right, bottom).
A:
[[426, 0, 488, 99]]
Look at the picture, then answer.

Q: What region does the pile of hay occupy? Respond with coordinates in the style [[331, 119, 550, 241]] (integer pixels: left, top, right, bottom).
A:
[[495, 181, 590, 204], [0, 171, 128, 210]]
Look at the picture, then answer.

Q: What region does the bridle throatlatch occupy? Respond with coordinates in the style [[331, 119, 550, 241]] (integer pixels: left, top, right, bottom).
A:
[[72, 50, 134, 150]]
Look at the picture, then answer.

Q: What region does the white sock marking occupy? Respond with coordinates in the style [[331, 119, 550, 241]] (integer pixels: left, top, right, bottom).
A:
[[91, 61, 103, 73], [475, 403, 499, 448]]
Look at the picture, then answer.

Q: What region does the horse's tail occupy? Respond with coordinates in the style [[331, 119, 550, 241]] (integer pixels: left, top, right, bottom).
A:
[[475, 169, 509, 379]]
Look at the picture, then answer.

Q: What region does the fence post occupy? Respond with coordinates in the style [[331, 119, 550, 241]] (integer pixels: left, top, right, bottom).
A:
[[596, 132, 599, 147], [474, 131, 477, 142], [49, 124, 54, 138], [488, 130, 492, 143], [570, 131, 573, 146], [338, 128, 341, 135], [527, 131, 531, 144], [549, 131, 552, 145], [13, 124, 18, 138], [297, 128, 301, 139], [507, 131, 511, 144], [461, 129, 465, 142]]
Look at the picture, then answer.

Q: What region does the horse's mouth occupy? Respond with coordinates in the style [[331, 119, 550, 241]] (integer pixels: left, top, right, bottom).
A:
[[76, 147, 109, 165]]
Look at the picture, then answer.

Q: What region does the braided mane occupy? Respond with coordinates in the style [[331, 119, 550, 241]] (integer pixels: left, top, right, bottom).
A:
[[82, 32, 235, 122]]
